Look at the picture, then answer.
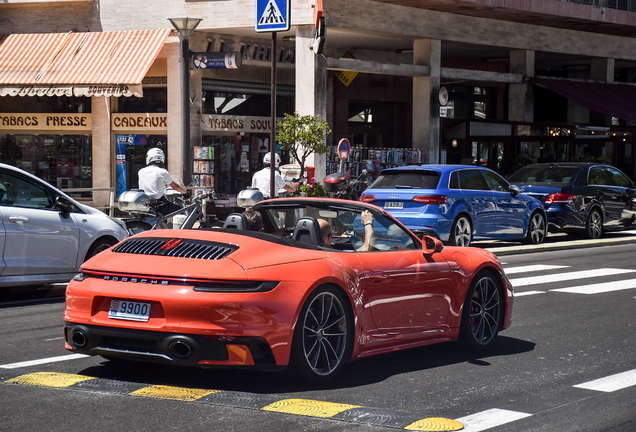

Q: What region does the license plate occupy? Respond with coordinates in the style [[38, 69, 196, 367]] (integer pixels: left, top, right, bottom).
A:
[[108, 300, 151, 322], [385, 202, 403, 209]]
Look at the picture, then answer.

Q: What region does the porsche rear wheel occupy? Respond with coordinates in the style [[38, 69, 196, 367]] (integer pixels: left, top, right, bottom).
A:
[[449, 215, 472, 247], [288, 287, 352, 383], [459, 271, 502, 350]]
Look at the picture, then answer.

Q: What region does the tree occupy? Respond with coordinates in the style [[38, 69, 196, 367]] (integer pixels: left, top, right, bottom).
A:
[[276, 112, 331, 183]]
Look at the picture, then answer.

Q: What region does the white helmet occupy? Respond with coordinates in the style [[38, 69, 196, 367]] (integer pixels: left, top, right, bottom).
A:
[[263, 152, 281, 168], [146, 147, 165, 165]]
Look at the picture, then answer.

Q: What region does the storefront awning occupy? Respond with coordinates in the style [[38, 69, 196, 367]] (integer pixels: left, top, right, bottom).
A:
[[0, 29, 171, 97], [533, 76, 636, 123]]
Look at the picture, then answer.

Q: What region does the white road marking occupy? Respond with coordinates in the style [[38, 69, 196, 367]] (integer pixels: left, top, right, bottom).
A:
[[574, 369, 636, 392], [0, 354, 88, 369], [455, 408, 532, 432], [509, 268, 636, 287], [552, 278, 636, 295], [514, 290, 545, 297], [504, 264, 569, 275]]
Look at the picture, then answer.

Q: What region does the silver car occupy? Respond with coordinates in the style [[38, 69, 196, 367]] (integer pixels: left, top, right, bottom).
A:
[[0, 163, 128, 287]]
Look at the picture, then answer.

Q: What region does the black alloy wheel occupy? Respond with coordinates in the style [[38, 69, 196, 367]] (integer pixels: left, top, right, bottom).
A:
[[460, 271, 502, 350], [585, 209, 603, 239], [288, 287, 352, 382], [84, 238, 117, 262], [525, 211, 547, 244], [450, 215, 472, 247]]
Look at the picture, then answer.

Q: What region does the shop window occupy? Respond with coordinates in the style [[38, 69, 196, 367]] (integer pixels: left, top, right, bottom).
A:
[[119, 87, 167, 113], [0, 134, 92, 196], [0, 95, 90, 114]]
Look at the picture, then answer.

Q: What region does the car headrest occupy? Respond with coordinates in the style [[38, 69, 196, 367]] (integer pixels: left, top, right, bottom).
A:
[[223, 213, 248, 229], [292, 217, 322, 246]]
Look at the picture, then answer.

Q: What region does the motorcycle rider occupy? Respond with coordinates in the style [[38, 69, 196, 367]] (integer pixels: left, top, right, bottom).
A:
[[251, 152, 296, 199], [138, 147, 187, 216]]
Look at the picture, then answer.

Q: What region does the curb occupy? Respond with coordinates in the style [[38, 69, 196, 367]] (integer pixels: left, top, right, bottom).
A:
[[480, 233, 636, 256]]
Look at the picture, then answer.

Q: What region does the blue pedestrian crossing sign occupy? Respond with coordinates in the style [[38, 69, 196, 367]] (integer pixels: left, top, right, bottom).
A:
[[255, 0, 290, 32]]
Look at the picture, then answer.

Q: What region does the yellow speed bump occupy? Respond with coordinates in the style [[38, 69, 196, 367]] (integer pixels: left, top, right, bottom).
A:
[[6, 372, 95, 388], [405, 417, 464, 431], [262, 398, 362, 418], [130, 385, 221, 401]]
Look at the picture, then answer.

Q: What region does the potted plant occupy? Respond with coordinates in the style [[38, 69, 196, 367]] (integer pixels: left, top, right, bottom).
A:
[[294, 177, 327, 197], [276, 112, 331, 184]]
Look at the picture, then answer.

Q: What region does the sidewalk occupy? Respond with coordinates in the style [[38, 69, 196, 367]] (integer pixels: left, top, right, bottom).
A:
[[473, 230, 636, 256]]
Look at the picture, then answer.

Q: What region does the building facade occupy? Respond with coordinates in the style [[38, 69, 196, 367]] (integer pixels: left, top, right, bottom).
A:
[[2, 0, 636, 213]]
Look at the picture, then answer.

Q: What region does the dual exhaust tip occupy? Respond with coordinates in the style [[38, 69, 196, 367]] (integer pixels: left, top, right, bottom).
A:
[[70, 329, 193, 359]]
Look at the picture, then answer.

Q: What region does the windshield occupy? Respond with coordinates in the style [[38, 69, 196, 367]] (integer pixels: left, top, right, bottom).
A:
[[508, 166, 580, 185], [257, 202, 419, 252], [369, 170, 441, 190]]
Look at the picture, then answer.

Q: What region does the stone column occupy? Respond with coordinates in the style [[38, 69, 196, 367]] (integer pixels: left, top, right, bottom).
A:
[[165, 37, 185, 181], [295, 25, 328, 181], [91, 95, 112, 209], [590, 58, 615, 126], [508, 50, 535, 122], [413, 39, 441, 164]]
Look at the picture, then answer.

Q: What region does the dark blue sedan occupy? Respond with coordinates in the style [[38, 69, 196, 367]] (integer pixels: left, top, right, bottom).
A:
[[360, 165, 547, 247], [507, 163, 636, 239]]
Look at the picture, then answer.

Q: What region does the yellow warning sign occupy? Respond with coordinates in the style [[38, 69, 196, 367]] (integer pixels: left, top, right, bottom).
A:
[[335, 51, 359, 87]]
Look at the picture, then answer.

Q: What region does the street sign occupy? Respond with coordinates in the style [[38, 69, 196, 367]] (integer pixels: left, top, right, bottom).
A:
[[337, 138, 350, 160], [255, 0, 290, 32]]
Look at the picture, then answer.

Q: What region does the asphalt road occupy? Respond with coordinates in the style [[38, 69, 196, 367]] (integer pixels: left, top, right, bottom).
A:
[[1, 235, 635, 431]]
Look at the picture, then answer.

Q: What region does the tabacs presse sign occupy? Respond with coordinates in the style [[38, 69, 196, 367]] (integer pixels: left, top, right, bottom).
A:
[[255, 0, 290, 32]]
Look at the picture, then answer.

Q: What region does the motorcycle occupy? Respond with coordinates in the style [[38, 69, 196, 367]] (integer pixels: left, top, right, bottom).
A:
[[324, 169, 368, 200], [118, 187, 217, 235]]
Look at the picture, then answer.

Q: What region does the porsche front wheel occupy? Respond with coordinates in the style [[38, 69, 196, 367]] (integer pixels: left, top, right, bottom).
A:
[[288, 287, 352, 383], [459, 271, 502, 350]]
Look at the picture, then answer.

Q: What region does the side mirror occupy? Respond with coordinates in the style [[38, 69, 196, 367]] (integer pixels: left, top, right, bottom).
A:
[[422, 235, 444, 255], [55, 196, 74, 218], [509, 184, 521, 197]]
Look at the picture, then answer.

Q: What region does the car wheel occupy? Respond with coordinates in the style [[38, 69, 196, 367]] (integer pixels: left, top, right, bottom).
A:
[[84, 238, 117, 262], [585, 209, 603, 239], [524, 211, 547, 245], [287, 287, 352, 383], [125, 220, 153, 235], [450, 216, 472, 247], [459, 271, 502, 350]]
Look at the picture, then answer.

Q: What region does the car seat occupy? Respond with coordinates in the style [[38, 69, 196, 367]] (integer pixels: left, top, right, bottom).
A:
[[223, 213, 248, 229], [292, 217, 323, 247]]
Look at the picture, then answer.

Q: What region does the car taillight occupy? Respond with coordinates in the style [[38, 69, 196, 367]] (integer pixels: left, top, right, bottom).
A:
[[413, 195, 447, 205], [545, 193, 576, 204], [360, 194, 375, 203]]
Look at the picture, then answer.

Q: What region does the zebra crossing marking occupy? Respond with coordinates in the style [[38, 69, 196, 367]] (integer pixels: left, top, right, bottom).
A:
[[504, 264, 569, 275], [552, 278, 636, 295], [455, 408, 531, 432], [508, 268, 636, 287], [574, 369, 636, 393]]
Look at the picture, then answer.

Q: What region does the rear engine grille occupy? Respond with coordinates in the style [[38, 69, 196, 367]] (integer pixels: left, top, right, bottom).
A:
[[113, 237, 238, 260]]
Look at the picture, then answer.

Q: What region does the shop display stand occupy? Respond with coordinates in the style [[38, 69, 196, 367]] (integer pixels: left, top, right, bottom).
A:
[[326, 146, 424, 177]]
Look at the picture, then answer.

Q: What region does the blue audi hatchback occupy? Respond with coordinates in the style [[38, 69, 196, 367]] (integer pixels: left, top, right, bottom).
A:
[[360, 165, 547, 246]]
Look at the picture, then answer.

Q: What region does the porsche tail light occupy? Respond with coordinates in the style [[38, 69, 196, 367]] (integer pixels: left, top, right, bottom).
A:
[[544, 193, 576, 204], [360, 194, 375, 203], [412, 195, 447, 205]]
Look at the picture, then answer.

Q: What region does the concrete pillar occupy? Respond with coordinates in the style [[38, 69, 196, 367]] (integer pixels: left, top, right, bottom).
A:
[[165, 38, 185, 181], [91, 95, 112, 209], [508, 50, 535, 122], [295, 25, 328, 181], [413, 39, 441, 164], [590, 58, 615, 126]]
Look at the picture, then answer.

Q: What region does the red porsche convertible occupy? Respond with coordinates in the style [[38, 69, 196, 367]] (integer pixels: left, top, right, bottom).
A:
[[64, 198, 513, 382]]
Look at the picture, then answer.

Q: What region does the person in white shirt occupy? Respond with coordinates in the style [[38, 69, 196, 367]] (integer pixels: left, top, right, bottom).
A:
[[138, 147, 187, 216], [251, 152, 295, 199]]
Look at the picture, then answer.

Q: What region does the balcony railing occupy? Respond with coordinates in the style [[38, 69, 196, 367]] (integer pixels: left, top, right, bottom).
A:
[[567, 0, 636, 12]]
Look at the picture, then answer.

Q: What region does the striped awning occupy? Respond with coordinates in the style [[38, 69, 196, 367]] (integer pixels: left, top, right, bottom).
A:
[[0, 29, 171, 97]]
